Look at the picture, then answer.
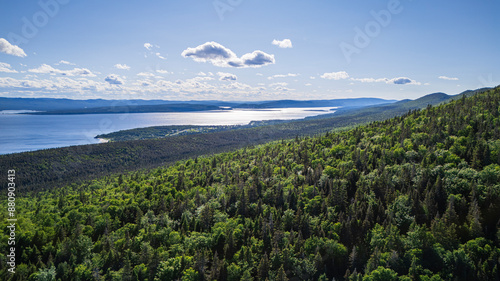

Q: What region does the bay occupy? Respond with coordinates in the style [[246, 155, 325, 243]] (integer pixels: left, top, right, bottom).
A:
[[0, 107, 335, 155]]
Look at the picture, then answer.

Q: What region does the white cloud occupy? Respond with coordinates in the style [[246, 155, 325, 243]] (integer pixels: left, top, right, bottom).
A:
[[197, 72, 207, 76], [321, 71, 349, 80], [137, 80, 151, 87], [181, 41, 275, 68], [350, 76, 421, 85], [56, 60, 76, 66], [350, 78, 387, 83], [439, 76, 459, 81], [389, 77, 419, 85], [28, 64, 96, 77], [0, 73, 315, 101], [220, 82, 252, 90], [28, 64, 63, 75], [268, 73, 299, 80], [0, 38, 27, 57], [272, 85, 294, 92], [238, 51, 275, 67], [0, 62, 18, 73], [305, 83, 312, 86], [143, 43, 166, 60], [310, 76, 316, 80], [115, 64, 131, 70], [137, 72, 155, 77], [155, 52, 166, 60], [105, 74, 124, 85], [156, 69, 171, 74], [182, 42, 237, 65], [217, 72, 237, 81], [0, 76, 113, 94], [269, 82, 288, 87], [190, 76, 215, 82], [272, 39, 293, 48]]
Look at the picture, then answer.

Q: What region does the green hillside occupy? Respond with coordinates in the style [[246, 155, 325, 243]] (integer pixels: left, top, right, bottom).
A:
[[1, 87, 500, 280], [0, 89, 464, 192]]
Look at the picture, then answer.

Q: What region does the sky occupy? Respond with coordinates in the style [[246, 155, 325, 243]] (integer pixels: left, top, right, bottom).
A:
[[0, 0, 499, 101]]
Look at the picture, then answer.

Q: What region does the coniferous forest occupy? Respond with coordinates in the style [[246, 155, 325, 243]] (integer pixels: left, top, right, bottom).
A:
[[1, 87, 500, 280]]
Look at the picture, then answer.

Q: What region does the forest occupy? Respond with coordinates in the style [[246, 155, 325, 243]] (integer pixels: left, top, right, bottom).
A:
[[1, 86, 500, 280], [0, 89, 482, 192], [95, 120, 290, 142]]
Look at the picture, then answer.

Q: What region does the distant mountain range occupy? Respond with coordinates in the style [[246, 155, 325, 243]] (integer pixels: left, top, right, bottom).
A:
[[0, 97, 396, 114], [231, 98, 396, 109], [318, 87, 493, 119], [24, 104, 227, 115], [0, 87, 491, 115]]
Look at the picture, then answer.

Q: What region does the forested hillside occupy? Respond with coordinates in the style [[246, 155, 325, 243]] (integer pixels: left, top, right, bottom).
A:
[[1, 87, 500, 280], [1, 89, 482, 192]]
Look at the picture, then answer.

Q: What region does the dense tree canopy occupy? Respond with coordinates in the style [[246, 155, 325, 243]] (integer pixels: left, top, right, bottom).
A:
[[1, 87, 500, 280]]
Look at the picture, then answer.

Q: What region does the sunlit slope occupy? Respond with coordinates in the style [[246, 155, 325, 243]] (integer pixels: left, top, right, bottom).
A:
[[1, 86, 499, 280]]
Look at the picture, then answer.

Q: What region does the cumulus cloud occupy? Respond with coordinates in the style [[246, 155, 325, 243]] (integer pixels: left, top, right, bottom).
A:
[[156, 69, 170, 74], [115, 64, 131, 70], [238, 51, 275, 67], [29, 64, 59, 75], [105, 74, 124, 85], [217, 72, 237, 81], [390, 77, 413, 85], [0, 62, 18, 73], [268, 73, 299, 80], [439, 76, 459, 81], [350, 76, 421, 85], [0, 38, 27, 57], [272, 39, 293, 48], [28, 64, 96, 77], [181, 41, 275, 68], [182, 42, 237, 65], [321, 71, 349, 80], [385, 77, 420, 85], [144, 43, 153, 50]]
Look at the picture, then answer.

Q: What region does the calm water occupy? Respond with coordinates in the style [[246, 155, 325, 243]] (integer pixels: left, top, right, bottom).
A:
[[0, 108, 335, 155]]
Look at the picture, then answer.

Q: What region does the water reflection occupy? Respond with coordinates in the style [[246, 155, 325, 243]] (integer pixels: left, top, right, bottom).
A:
[[0, 107, 335, 154]]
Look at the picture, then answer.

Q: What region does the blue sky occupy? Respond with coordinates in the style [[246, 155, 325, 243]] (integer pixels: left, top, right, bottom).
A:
[[0, 0, 498, 101]]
